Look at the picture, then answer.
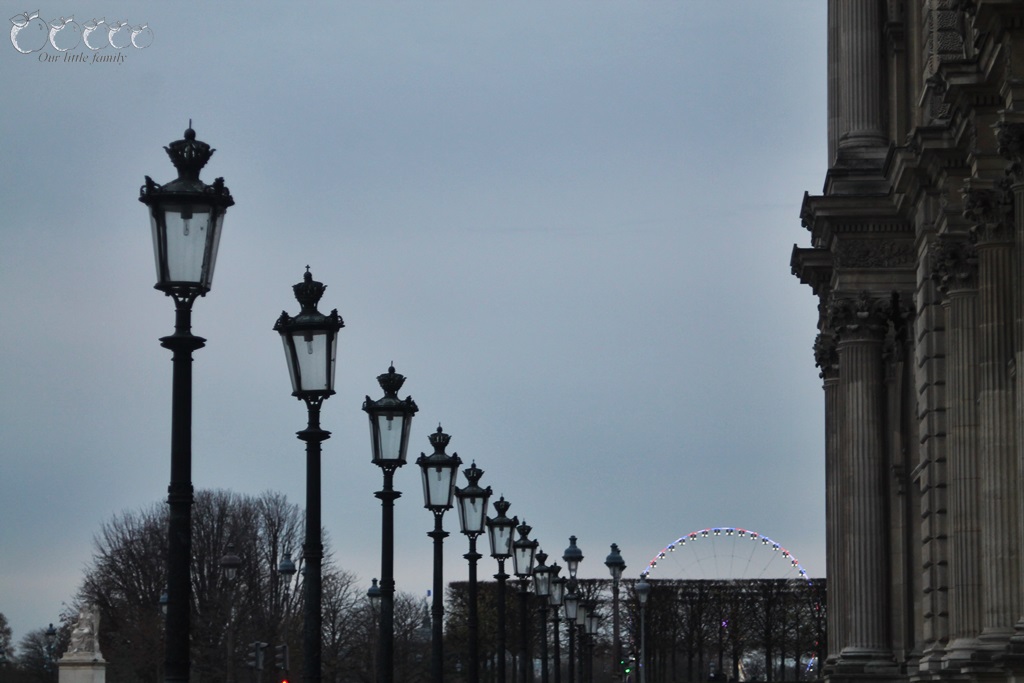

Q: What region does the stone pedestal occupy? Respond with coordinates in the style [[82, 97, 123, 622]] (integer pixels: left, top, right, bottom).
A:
[[58, 653, 106, 683]]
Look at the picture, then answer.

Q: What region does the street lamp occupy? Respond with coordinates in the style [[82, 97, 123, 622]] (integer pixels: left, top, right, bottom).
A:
[[605, 544, 626, 681], [275, 267, 344, 683], [220, 544, 242, 683], [363, 364, 418, 683], [140, 126, 233, 683], [456, 462, 493, 683], [416, 425, 462, 683], [279, 552, 297, 608], [533, 551, 553, 683], [583, 605, 600, 683], [367, 579, 382, 683], [562, 536, 584, 683], [512, 522, 538, 683], [549, 574, 566, 683], [486, 497, 518, 683], [635, 577, 651, 683]]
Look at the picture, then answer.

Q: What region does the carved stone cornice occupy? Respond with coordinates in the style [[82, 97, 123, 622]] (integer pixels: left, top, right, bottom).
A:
[[814, 333, 840, 381], [963, 183, 1012, 243], [828, 292, 897, 343], [930, 238, 979, 295], [833, 239, 916, 268]]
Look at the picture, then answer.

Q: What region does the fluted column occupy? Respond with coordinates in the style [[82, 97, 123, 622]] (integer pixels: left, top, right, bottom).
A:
[[835, 0, 886, 149], [815, 332, 843, 670], [931, 238, 983, 664], [965, 186, 1020, 648], [829, 293, 896, 668]]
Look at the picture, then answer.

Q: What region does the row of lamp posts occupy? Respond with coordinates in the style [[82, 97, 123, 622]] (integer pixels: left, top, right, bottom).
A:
[[141, 126, 652, 683]]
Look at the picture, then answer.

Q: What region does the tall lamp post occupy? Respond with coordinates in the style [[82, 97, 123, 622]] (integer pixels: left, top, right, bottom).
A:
[[416, 425, 463, 683], [368, 579, 382, 683], [456, 462, 493, 683], [275, 268, 344, 683], [512, 522, 538, 683], [363, 364, 418, 683], [635, 577, 651, 683], [562, 537, 584, 683], [605, 544, 626, 681], [140, 125, 234, 683], [549, 575, 565, 683], [487, 497, 518, 683]]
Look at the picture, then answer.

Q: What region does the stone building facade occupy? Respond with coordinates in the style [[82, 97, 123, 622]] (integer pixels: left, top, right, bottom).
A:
[[790, 3, 1024, 683]]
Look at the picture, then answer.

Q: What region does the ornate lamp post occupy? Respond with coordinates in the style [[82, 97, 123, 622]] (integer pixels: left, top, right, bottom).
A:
[[220, 544, 242, 683], [604, 544, 626, 681], [583, 604, 600, 683], [512, 522, 538, 683], [549, 575, 565, 683], [368, 579, 381, 683], [635, 577, 651, 683], [533, 551, 553, 683], [140, 125, 234, 683], [416, 426, 462, 683], [275, 268, 344, 683], [456, 462, 493, 683], [487, 497, 518, 683], [363, 364, 418, 683], [562, 536, 584, 683]]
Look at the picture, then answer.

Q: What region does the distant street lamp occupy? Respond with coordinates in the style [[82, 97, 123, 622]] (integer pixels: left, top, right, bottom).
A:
[[584, 604, 600, 683], [140, 125, 233, 683], [363, 364, 418, 683], [456, 462, 493, 683], [368, 579, 382, 683], [416, 425, 462, 683], [220, 544, 242, 683], [512, 522, 538, 683], [275, 267, 344, 683], [533, 551, 553, 683], [635, 577, 651, 683], [549, 575, 566, 683], [45, 623, 57, 675], [486, 497, 518, 683], [279, 552, 297, 609], [605, 544, 626, 681]]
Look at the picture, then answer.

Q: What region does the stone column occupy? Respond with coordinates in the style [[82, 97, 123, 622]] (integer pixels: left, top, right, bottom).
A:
[[829, 292, 896, 670], [835, 0, 886, 149], [815, 332, 843, 670], [964, 185, 1020, 648], [931, 238, 983, 665]]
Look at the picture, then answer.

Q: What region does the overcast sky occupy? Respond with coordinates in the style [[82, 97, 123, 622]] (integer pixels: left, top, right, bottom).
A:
[[0, 2, 827, 645]]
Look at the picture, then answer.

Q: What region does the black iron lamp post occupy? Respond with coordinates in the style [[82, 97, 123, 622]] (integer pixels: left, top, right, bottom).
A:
[[512, 522, 538, 683], [363, 364, 418, 683], [549, 575, 565, 683], [367, 579, 382, 683], [562, 537, 584, 683], [416, 425, 463, 683], [583, 604, 600, 683], [532, 552, 555, 683], [605, 544, 626, 681], [635, 577, 651, 683], [275, 268, 344, 683], [140, 125, 234, 683], [486, 497, 518, 683], [456, 462, 493, 683]]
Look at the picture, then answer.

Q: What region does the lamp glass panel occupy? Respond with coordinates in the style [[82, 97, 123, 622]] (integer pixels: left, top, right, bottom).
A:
[[286, 328, 336, 393], [488, 522, 513, 558], [373, 412, 408, 463], [458, 495, 488, 534], [150, 203, 223, 288], [421, 464, 456, 509]]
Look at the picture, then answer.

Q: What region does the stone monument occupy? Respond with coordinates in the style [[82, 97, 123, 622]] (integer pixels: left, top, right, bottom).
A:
[[58, 606, 106, 683]]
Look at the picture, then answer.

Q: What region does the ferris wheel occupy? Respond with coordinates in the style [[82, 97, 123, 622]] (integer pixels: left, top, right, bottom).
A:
[[640, 527, 813, 583]]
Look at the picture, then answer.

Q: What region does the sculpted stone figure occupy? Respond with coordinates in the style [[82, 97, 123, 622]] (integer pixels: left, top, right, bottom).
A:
[[67, 605, 102, 658]]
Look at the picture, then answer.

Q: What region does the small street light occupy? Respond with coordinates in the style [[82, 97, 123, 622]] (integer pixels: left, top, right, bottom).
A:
[[456, 462, 493, 683], [562, 537, 584, 683], [635, 577, 651, 683], [512, 522, 538, 683], [416, 426, 462, 683], [275, 267, 344, 683], [549, 575, 566, 683], [605, 544, 626, 681], [486, 497, 518, 683], [220, 544, 242, 683]]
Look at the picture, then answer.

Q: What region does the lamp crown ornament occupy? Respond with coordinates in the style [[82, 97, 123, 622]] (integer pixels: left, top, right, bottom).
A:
[[493, 495, 511, 516], [463, 461, 484, 486], [428, 424, 452, 452], [536, 550, 548, 567], [517, 520, 533, 539], [164, 122, 215, 181], [293, 267, 327, 312], [377, 363, 407, 395]]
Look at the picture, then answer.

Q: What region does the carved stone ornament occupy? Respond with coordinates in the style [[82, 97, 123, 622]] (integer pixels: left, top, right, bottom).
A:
[[930, 238, 978, 295], [833, 240, 916, 269], [827, 291, 895, 342], [997, 122, 1024, 182], [963, 185, 1012, 243], [65, 604, 103, 661], [814, 333, 839, 380]]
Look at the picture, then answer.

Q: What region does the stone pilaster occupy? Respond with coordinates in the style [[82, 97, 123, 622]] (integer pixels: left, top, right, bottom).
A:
[[829, 293, 898, 672], [816, 332, 843, 670], [931, 238, 983, 667], [964, 184, 1020, 649]]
